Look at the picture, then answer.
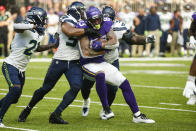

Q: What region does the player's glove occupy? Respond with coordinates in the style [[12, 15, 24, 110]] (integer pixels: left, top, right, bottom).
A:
[[183, 80, 196, 98], [146, 35, 156, 44], [35, 25, 45, 35], [189, 36, 196, 49], [54, 32, 60, 48], [84, 28, 101, 38], [91, 40, 103, 51], [122, 30, 135, 44]]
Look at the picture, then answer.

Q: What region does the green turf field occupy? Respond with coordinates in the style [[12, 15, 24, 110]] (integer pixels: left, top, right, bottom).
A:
[[0, 58, 195, 131]]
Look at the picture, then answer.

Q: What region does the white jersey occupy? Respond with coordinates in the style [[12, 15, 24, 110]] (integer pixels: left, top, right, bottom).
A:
[[104, 21, 127, 63], [158, 12, 172, 31], [53, 15, 80, 61], [4, 30, 43, 71], [118, 11, 135, 29], [181, 11, 193, 29]]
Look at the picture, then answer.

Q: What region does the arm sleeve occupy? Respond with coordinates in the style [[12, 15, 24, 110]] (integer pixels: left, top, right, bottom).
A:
[[14, 23, 34, 30], [104, 43, 119, 49]]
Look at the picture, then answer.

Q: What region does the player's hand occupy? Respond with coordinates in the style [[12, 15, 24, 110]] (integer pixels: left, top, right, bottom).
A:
[[183, 80, 196, 98], [84, 28, 101, 38], [146, 35, 156, 44], [189, 36, 196, 49], [90, 40, 103, 51], [54, 32, 60, 48], [122, 30, 134, 43]]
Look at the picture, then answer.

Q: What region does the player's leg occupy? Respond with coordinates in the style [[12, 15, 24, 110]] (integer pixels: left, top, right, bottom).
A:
[[103, 62, 155, 123], [82, 64, 113, 119], [18, 59, 64, 122], [183, 55, 196, 105], [81, 78, 94, 116], [0, 62, 24, 125], [50, 61, 83, 124]]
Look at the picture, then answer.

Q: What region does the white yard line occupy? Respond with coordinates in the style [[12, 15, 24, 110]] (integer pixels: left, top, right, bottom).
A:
[[16, 106, 38, 108], [132, 85, 183, 90], [120, 63, 186, 67], [0, 126, 39, 131], [0, 93, 195, 113], [159, 103, 182, 106], [121, 70, 187, 75]]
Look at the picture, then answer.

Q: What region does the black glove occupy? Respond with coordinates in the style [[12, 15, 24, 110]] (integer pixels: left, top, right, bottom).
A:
[[122, 30, 135, 43], [54, 32, 60, 48], [35, 25, 45, 35], [84, 28, 101, 38]]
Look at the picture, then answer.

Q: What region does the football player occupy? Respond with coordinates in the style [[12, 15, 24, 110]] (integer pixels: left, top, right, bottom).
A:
[[183, 12, 196, 105], [77, 6, 155, 123], [0, 7, 58, 127], [18, 2, 100, 124]]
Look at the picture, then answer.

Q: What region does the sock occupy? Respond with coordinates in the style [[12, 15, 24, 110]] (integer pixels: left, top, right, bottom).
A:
[[0, 87, 21, 121], [134, 111, 141, 117], [188, 75, 196, 82], [81, 79, 95, 100], [95, 72, 109, 108], [119, 79, 139, 114]]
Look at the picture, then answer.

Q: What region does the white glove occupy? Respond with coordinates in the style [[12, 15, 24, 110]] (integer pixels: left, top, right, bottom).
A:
[[189, 36, 196, 49], [167, 34, 172, 43], [183, 80, 196, 98], [146, 35, 156, 44]]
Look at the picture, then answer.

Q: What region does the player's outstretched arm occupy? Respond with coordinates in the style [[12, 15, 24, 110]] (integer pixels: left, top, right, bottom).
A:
[[80, 36, 105, 57], [122, 30, 155, 45], [36, 33, 59, 52], [14, 22, 36, 33], [62, 22, 100, 38]]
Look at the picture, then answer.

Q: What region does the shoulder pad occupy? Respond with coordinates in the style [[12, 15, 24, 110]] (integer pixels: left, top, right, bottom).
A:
[[113, 21, 127, 31], [76, 20, 88, 29], [60, 15, 77, 25]]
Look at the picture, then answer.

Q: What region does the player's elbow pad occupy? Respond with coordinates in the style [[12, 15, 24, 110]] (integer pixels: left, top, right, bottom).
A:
[[14, 23, 34, 30]]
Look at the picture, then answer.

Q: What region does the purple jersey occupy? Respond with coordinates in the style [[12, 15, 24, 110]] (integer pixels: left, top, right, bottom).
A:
[[76, 17, 113, 65]]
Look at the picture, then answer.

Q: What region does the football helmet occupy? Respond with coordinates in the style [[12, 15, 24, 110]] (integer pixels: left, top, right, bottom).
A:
[[192, 12, 196, 21], [102, 6, 115, 21], [25, 6, 47, 26], [67, 1, 86, 20], [86, 6, 102, 30]]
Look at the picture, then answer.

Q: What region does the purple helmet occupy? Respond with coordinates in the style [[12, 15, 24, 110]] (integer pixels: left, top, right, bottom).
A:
[[192, 12, 196, 21], [86, 6, 102, 30]]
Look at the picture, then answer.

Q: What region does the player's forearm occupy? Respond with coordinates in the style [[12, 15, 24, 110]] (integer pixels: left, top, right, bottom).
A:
[[88, 49, 105, 56], [36, 44, 56, 52], [131, 35, 146, 45], [62, 23, 85, 37]]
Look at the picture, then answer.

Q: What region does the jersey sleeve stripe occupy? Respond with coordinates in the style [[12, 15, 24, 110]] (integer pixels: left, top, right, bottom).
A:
[[61, 19, 77, 25], [113, 27, 127, 31]]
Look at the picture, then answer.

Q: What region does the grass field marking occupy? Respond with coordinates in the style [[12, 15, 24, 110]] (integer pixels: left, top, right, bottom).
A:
[[120, 63, 186, 67], [0, 126, 39, 131], [0, 93, 196, 113], [159, 103, 182, 106], [132, 85, 183, 90], [16, 106, 38, 108], [122, 70, 187, 75]]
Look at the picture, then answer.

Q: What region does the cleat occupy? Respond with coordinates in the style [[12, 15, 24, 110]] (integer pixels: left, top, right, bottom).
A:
[[101, 106, 114, 120], [0, 120, 5, 127], [49, 112, 68, 124], [99, 109, 104, 119], [187, 95, 196, 105], [18, 107, 31, 122], [82, 98, 90, 117], [133, 113, 155, 123]]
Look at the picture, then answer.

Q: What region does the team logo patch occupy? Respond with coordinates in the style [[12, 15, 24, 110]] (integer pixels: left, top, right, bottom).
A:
[[56, 61, 59, 64]]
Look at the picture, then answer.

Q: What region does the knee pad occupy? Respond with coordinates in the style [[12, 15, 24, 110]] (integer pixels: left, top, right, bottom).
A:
[[10, 87, 22, 104]]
